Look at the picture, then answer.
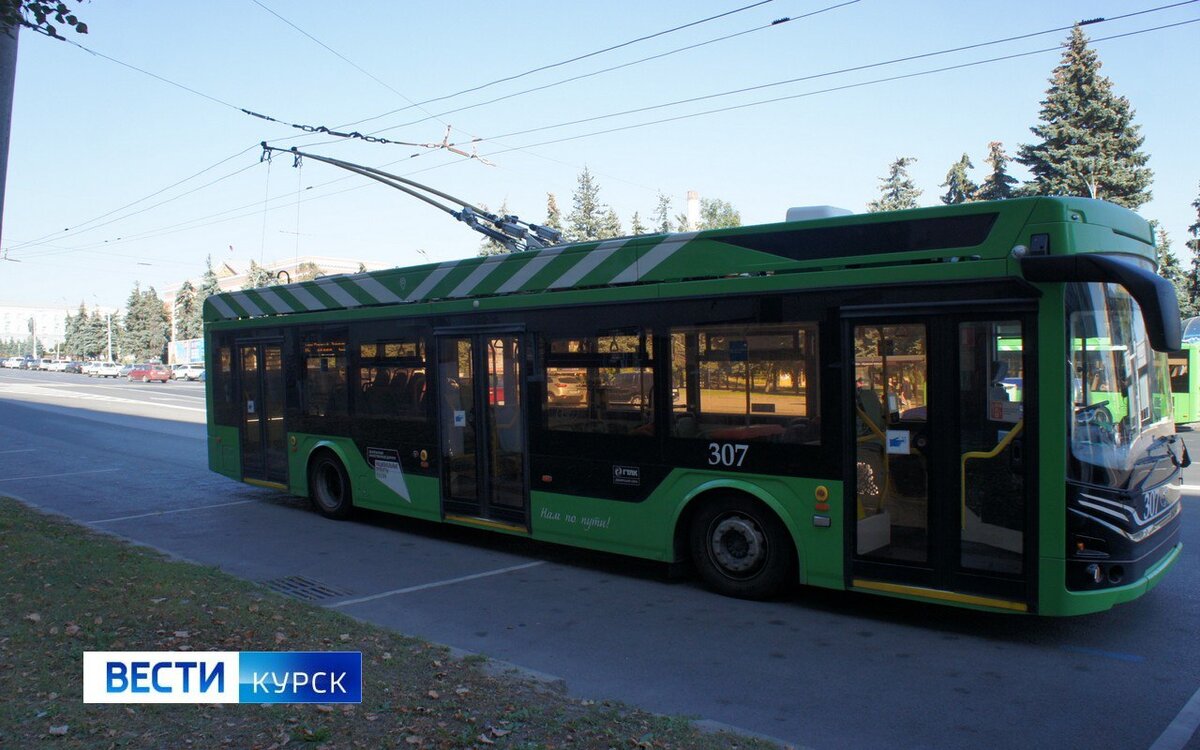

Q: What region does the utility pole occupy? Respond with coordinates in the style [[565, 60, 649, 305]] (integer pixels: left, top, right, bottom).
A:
[[0, 22, 16, 243]]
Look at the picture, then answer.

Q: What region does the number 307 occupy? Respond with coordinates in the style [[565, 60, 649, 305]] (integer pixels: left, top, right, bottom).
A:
[[708, 442, 748, 467]]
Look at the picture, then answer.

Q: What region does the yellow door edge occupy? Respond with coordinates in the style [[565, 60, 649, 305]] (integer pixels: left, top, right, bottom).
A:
[[245, 478, 288, 491], [852, 578, 1028, 612], [444, 513, 528, 534]]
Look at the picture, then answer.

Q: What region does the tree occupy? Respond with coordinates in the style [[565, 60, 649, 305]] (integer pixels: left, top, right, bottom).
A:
[[84, 309, 109, 359], [976, 141, 1018, 201], [478, 201, 511, 256], [630, 211, 648, 235], [698, 198, 741, 229], [1, 1, 88, 39], [120, 283, 169, 362], [867, 157, 922, 212], [294, 261, 325, 281], [1016, 25, 1152, 208], [242, 260, 276, 290], [173, 280, 202, 340], [1185, 183, 1200, 318], [566, 167, 611, 243], [940, 153, 977, 205], [544, 193, 562, 232], [1154, 225, 1193, 318], [652, 192, 673, 234], [599, 207, 623, 240]]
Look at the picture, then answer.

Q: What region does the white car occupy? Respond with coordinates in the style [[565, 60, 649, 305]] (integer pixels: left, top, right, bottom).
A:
[[91, 362, 122, 378], [2, 356, 23, 368], [173, 363, 205, 381]]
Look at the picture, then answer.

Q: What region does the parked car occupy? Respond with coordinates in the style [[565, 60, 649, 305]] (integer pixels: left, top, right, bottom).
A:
[[1, 356, 23, 368], [127, 363, 171, 383], [547, 372, 586, 404], [64, 361, 84, 374], [17, 356, 36, 369], [92, 362, 122, 378], [36, 357, 53, 370], [172, 363, 205, 381], [118, 364, 135, 378]]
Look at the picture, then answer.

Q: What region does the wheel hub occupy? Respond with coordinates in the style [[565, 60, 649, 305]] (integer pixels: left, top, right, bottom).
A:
[[710, 516, 765, 573]]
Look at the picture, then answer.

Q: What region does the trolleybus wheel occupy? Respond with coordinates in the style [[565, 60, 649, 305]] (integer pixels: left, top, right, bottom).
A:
[[690, 494, 795, 600], [309, 452, 353, 520]]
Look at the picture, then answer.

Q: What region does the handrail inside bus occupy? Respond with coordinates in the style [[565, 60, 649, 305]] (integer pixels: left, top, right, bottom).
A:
[[961, 420, 1025, 529]]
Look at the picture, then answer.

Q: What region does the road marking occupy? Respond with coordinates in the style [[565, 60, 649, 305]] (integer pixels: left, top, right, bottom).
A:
[[1177, 484, 1200, 494], [1059, 645, 1145, 663], [0, 467, 120, 483], [89, 499, 254, 524], [1149, 683, 1200, 750], [0, 448, 36, 454], [328, 561, 546, 608]]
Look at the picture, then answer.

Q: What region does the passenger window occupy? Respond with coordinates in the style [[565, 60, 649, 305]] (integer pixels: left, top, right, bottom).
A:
[[670, 324, 820, 443], [357, 337, 427, 421], [302, 330, 348, 417], [543, 330, 655, 436]]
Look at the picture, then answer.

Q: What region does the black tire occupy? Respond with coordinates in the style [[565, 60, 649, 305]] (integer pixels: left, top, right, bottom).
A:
[[689, 494, 796, 600], [308, 452, 353, 520]]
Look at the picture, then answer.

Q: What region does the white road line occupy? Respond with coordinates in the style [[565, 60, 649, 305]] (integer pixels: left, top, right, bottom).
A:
[[0, 467, 121, 483], [1177, 485, 1200, 494], [1149, 683, 1200, 750], [89, 499, 254, 524], [328, 561, 546, 608], [0, 448, 36, 454]]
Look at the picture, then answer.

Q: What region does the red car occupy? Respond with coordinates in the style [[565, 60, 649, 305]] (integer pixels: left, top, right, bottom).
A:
[[127, 363, 171, 383]]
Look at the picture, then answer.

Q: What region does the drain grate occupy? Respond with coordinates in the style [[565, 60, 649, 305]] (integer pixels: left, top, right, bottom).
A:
[[261, 575, 352, 602]]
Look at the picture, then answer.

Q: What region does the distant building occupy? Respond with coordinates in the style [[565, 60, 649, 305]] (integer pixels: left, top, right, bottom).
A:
[[161, 255, 390, 341]]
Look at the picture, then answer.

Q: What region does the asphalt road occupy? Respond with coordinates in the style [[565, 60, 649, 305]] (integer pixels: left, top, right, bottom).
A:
[[1, 367, 1198, 749]]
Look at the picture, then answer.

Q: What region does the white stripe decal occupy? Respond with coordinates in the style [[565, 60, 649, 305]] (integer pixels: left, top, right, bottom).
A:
[[352, 275, 403, 304], [610, 231, 697, 284], [496, 247, 566, 294], [209, 296, 238, 319], [229, 292, 264, 317], [317, 279, 362, 308], [287, 284, 325, 311], [256, 289, 294, 314], [406, 263, 456, 302], [449, 257, 506, 298], [548, 239, 628, 289]]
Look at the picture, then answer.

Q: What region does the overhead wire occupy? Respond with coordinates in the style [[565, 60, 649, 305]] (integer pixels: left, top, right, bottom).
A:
[[433, 1, 1199, 148], [372, 1, 861, 134], [473, 18, 1200, 158], [339, 0, 780, 129]]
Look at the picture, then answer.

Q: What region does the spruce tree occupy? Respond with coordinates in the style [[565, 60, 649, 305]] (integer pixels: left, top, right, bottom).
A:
[[630, 211, 647, 235], [242, 260, 276, 290], [566, 167, 608, 243], [174, 280, 202, 340], [599, 207, 623, 240], [976, 141, 1018, 201], [478, 201, 511, 256], [1185, 184, 1200, 318], [867, 157, 922, 212], [1016, 25, 1152, 208], [1154, 225, 1192, 317], [940, 153, 977, 205], [544, 193, 562, 232]]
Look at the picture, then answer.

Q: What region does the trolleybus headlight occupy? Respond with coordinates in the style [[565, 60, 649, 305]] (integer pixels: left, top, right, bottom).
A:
[[1086, 563, 1104, 583]]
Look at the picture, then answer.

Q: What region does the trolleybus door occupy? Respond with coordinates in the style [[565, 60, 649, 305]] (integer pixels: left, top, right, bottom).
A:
[[238, 341, 288, 486], [849, 316, 1033, 606], [436, 333, 528, 528]]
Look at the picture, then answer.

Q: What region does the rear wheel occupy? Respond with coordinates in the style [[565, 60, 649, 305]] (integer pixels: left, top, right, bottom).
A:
[[308, 452, 353, 520], [690, 494, 795, 600]]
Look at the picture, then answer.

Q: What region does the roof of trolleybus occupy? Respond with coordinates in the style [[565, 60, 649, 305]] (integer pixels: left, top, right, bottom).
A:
[[203, 196, 1160, 326]]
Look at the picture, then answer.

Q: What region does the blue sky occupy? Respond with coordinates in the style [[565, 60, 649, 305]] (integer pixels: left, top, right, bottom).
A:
[[1, 0, 1197, 310]]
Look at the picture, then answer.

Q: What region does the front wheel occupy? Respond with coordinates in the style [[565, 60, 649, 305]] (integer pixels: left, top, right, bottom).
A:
[[690, 495, 795, 600], [308, 452, 353, 520]]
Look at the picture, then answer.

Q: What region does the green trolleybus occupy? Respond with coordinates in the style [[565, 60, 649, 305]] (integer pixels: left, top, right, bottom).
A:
[[1168, 317, 1200, 425], [204, 196, 1186, 615]]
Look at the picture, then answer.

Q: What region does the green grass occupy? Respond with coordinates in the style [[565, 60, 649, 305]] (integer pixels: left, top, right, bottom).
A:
[[0, 497, 784, 749]]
